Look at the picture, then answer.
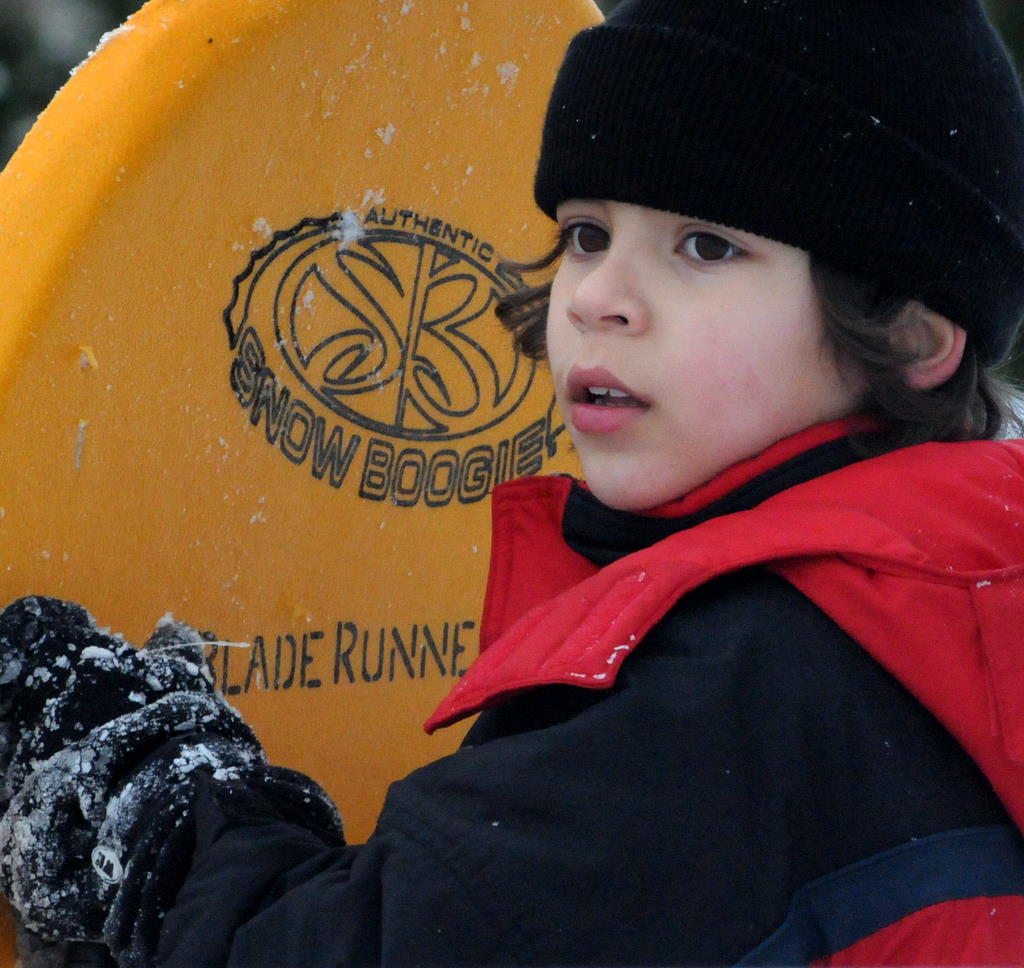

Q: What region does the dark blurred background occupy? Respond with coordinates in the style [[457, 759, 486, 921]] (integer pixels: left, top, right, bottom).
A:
[[1, 0, 1023, 373], [0, 0, 140, 164]]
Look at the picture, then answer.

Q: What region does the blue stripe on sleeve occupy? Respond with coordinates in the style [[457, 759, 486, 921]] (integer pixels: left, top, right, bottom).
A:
[[736, 825, 1024, 966]]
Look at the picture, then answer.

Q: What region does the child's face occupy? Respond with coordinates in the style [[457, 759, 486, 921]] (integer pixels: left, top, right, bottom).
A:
[[546, 200, 861, 512]]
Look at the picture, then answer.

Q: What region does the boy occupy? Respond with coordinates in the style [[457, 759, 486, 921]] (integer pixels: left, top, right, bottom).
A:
[[4, 0, 1024, 964]]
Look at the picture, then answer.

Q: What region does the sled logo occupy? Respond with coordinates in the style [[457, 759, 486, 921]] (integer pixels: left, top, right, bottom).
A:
[[91, 845, 124, 885], [223, 208, 558, 507]]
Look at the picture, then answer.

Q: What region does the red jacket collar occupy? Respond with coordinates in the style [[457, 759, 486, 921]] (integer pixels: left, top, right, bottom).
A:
[[475, 418, 870, 654], [427, 430, 1024, 833]]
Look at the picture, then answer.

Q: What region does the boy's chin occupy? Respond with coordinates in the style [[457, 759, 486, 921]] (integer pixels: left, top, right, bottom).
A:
[[582, 476, 677, 514]]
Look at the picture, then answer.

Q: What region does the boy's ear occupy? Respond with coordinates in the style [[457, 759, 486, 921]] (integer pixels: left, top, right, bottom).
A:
[[899, 305, 967, 390]]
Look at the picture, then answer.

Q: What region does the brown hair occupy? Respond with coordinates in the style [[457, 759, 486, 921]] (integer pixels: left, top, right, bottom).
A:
[[496, 238, 1024, 455]]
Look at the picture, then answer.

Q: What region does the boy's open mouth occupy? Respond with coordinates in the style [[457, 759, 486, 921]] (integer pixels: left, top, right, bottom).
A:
[[584, 386, 646, 407], [566, 368, 650, 418]]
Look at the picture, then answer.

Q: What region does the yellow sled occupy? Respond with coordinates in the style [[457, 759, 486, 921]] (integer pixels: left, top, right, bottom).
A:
[[0, 0, 597, 956]]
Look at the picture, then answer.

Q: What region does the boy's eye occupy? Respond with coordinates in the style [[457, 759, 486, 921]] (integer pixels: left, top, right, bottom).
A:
[[681, 232, 741, 262], [564, 222, 609, 254]]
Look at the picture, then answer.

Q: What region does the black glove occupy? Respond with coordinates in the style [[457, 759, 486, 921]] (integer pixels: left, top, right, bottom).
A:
[[0, 595, 221, 807], [0, 596, 343, 968], [102, 758, 345, 965]]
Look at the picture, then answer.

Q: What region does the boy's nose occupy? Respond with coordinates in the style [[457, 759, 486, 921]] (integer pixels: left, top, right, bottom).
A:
[[566, 258, 648, 335]]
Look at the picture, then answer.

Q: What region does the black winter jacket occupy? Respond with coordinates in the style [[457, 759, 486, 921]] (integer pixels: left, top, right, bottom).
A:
[[155, 436, 1016, 966]]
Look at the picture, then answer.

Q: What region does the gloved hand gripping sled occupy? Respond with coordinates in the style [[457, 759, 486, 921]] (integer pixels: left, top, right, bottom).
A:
[[0, 596, 344, 967]]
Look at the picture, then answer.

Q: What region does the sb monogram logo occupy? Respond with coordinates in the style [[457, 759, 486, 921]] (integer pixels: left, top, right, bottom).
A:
[[226, 212, 533, 442], [222, 210, 558, 505]]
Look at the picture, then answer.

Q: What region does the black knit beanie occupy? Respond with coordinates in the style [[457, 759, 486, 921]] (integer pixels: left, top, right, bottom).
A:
[[534, 0, 1024, 363]]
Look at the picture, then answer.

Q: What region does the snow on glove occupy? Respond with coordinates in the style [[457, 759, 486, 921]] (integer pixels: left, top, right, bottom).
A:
[[0, 595, 344, 967], [0, 595, 217, 808], [0, 691, 264, 942]]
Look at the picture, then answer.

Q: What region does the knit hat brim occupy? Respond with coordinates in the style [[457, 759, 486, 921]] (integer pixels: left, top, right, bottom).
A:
[[535, 23, 1024, 363]]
